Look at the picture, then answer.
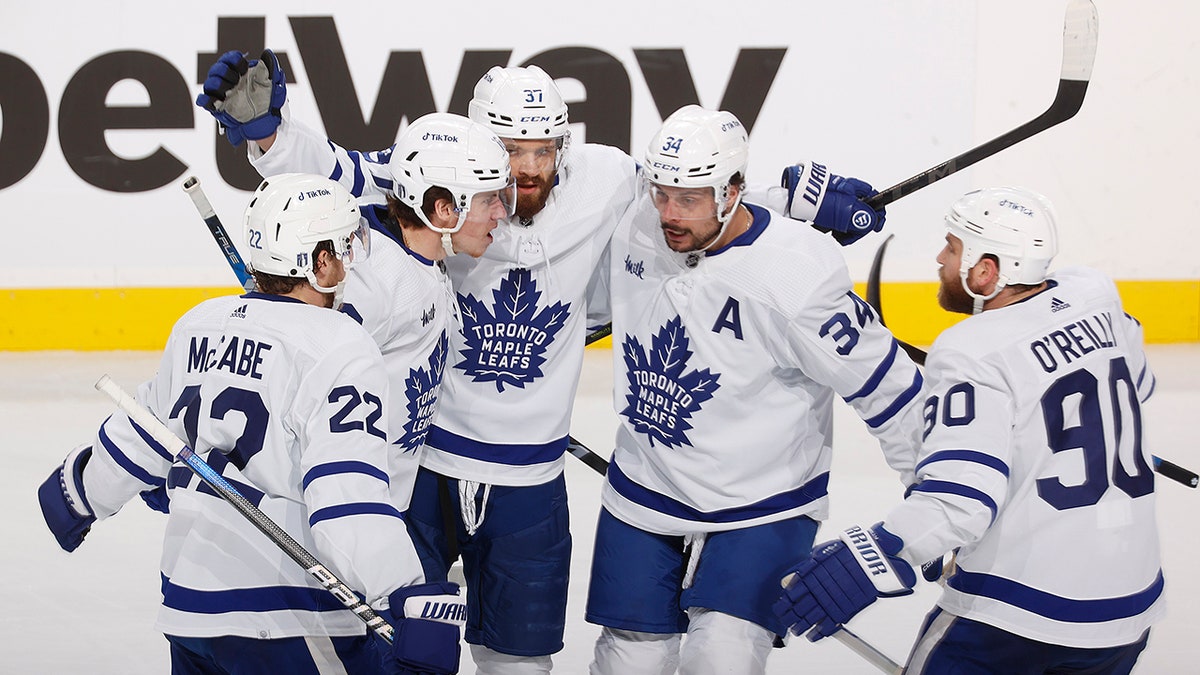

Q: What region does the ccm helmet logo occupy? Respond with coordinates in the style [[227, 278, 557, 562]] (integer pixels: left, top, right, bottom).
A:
[[649, 161, 680, 172], [520, 115, 551, 122]]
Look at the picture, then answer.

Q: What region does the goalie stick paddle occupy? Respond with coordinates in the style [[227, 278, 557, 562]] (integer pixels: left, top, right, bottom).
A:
[[182, 176, 254, 292], [864, 238, 1199, 490], [94, 375, 398, 643], [865, 0, 1099, 210]]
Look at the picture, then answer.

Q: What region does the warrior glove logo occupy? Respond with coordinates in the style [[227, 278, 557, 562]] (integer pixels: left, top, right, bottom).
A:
[[456, 269, 569, 392], [620, 316, 720, 448]]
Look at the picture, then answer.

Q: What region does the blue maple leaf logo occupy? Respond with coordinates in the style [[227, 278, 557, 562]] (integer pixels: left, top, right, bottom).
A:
[[455, 269, 570, 392], [620, 316, 720, 448], [396, 331, 448, 453]]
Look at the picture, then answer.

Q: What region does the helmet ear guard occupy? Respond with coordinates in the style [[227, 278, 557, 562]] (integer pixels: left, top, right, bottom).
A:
[[945, 186, 1059, 312]]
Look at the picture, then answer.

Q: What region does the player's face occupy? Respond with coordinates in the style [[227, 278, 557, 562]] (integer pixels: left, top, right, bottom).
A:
[[452, 189, 510, 258], [651, 184, 722, 252], [936, 233, 973, 314], [504, 138, 558, 220]]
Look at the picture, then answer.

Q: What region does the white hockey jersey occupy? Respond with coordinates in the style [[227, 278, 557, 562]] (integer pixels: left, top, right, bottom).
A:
[[78, 293, 424, 639], [341, 205, 455, 507], [884, 267, 1164, 648], [251, 115, 640, 485], [600, 199, 924, 536]]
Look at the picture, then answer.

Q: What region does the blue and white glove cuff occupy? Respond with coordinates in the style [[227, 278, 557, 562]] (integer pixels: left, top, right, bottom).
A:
[[61, 444, 94, 518], [838, 524, 914, 596], [782, 161, 831, 223]]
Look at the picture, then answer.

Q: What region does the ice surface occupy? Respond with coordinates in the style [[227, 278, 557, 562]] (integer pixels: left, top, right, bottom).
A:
[[4, 347, 1197, 673]]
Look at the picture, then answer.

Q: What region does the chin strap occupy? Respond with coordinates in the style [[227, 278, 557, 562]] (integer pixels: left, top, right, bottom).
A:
[[700, 189, 745, 252], [441, 232, 457, 257], [960, 271, 1005, 315], [306, 271, 346, 309]]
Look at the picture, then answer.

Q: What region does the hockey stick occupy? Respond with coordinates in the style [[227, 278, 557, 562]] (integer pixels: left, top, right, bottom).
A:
[[182, 175, 254, 292], [865, 0, 1098, 210], [834, 627, 902, 675], [865, 237, 1199, 490], [94, 375, 397, 643]]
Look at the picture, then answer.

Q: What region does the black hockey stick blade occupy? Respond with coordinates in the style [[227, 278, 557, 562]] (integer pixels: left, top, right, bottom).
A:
[[568, 435, 609, 475], [866, 235, 895, 327], [864, 234, 928, 365], [866, 0, 1098, 210], [586, 323, 613, 346], [1154, 456, 1199, 489]]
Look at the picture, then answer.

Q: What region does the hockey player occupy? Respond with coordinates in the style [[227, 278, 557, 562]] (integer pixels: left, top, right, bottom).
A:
[[773, 187, 1164, 674], [37, 174, 466, 675], [584, 105, 924, 674], [195, 52, 889, 674]]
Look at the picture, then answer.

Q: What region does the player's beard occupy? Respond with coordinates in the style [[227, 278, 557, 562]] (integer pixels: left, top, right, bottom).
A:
[[937, 274, 974, 315], [660, 218, 721, 253], [514, 173, 554, 221]]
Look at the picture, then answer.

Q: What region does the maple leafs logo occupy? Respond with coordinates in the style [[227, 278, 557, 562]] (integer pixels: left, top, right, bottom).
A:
[[620, 316, 720, 448], [456, 269, 570, 392], [397, 331, 448, 453]]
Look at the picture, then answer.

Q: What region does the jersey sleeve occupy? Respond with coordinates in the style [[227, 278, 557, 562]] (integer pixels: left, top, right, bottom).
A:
[[290, 335, 426, 604], [248, 110, 395, 201], [884, 345, 1014, 566], [782, 257, 924, 481], [78, 335, 190, 519]]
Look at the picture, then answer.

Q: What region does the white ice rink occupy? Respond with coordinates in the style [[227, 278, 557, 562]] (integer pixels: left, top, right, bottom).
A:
[[3, 346, 1198, 674]]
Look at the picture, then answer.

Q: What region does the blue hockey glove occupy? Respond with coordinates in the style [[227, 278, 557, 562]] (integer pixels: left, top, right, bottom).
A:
[[383, 581, 466, 674], [196, 49, 286, 146], [38, 444, 97, 552], [139, 484, 170, 514], [780, 162, 886, 246], [773, 523, 915, 641]]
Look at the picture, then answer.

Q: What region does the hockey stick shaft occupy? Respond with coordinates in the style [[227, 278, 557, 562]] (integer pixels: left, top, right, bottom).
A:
[[182, 175, 255, 292], [866, 0, 1098, 210], [94, 375, 396, 643], [833, 627, 903, 674]]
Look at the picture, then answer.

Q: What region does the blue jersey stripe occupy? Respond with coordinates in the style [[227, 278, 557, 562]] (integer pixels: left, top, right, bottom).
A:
[[864, 368, 923, 429], [948, 569, 1164, 623], [608, 459, 828, 524], [99, 418, 163, 487], [302, 461, 389, 490], [910, 479, 998, 522], [309, 502, 404, 527], [916, 450, 1010, 479], [845, 339, 899, 402], [426, 425, 566, 466], [161, 574, 349, 614]]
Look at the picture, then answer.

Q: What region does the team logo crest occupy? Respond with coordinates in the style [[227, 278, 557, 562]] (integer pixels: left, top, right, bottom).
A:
[[620, 316, 720, 448], [397, 332, 449, 453], [456, 269, 570, 392]]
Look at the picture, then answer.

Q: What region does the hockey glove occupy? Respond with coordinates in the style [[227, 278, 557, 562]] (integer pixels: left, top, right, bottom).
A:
[[384, 582, 466, 675], [773, 523, 915, 641], [196, 49, 286, 146], [38, 444, 97, 552], [780, 162, 886, 246]]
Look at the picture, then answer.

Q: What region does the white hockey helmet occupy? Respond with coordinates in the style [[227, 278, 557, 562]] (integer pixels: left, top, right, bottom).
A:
[[644, 105, 750, 233], [468, 65, 571, 141], [945, 186, 1058, 311], [243, 173, 367, 280], [388, 112, 515, 252]]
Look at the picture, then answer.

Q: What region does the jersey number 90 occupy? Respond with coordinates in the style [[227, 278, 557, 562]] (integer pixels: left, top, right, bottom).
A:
[[922, 356, 1152, 511]]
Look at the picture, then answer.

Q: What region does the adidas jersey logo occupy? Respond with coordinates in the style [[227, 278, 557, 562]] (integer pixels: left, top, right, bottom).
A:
[[230, 304, 247, 319], [1050, 297, 1071, 313]]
